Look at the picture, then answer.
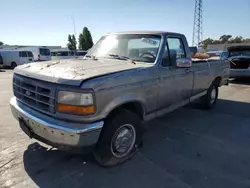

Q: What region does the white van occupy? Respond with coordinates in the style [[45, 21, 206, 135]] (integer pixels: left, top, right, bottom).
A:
[[18, 47, 51, 61], [0, 50, 34, 69], [51, 49, 76, 60]]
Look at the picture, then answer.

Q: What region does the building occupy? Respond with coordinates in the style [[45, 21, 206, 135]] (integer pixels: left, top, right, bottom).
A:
[[207, 43, 250, 51]]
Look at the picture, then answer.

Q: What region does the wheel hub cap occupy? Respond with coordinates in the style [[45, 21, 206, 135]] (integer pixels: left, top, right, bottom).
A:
[[210, 87, 216, 104], [111, 124, 136, 157]]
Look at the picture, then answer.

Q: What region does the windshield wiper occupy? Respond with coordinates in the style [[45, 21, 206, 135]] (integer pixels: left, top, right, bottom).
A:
[[108, 54, 136, 64]]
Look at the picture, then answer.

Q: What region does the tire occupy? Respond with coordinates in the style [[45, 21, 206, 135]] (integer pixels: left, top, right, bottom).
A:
[[11, 62, 17, 69], [94, 109, 143, 167], [201, 83, 219, 109]]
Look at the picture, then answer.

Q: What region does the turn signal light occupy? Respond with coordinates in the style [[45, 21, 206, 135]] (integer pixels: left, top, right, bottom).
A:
[[56, 104, 95, 115]]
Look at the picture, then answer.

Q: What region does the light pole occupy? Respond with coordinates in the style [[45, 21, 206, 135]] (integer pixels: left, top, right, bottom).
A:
[[71, 16, 76, 37], [71, 16, 77, 54]]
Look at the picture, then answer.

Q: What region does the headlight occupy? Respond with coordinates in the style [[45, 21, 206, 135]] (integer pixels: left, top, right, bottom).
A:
[[56, 91, 95, 115], [57, 91, 93, 106]]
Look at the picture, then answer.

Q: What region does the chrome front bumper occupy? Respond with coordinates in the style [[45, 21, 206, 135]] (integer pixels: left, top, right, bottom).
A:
[[230, 68, 250, 78], [10, 97, 104, 148]]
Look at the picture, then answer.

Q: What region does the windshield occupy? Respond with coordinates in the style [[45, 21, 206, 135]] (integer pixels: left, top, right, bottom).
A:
[[39, 48, 50, 56], [87, 34, 162, 63], [229, 50, 250, 57]]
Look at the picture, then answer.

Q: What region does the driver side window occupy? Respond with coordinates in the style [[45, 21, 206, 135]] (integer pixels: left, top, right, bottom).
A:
[[162, 37, 186, 67], [167, 38, 186, 59]]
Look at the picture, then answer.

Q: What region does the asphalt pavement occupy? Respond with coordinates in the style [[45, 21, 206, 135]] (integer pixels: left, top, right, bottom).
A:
[[1, 70, 250, 188]]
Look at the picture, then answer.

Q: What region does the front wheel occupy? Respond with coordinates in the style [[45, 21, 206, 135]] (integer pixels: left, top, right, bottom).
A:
[[11, 62, 17, 69], [201, 83, 219, 109], [94, 109, 143, 167]]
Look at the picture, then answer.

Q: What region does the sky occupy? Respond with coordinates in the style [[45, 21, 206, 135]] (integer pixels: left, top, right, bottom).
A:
[[1, 0, 249, 47]]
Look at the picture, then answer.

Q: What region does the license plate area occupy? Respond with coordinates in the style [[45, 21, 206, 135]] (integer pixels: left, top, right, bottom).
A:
[[19, 118, 32, 138]]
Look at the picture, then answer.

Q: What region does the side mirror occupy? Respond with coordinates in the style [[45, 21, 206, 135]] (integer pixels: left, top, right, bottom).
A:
[[220, 52, 229, 60], [176, 58, 192, 68]]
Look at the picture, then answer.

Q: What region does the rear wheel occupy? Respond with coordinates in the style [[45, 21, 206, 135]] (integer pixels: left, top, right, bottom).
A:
[[201, 83, 218, 109], [94, 109, 143, 167], [11, 62, 17, 69]]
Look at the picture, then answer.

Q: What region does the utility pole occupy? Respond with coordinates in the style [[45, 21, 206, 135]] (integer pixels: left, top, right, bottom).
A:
[[192, 0, 203, 47], [71, 16, 76, 38], [71, 16, 77, 53]]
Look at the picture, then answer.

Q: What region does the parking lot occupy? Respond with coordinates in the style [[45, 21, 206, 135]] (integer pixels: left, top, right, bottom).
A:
[[1, 70, 250, 188]]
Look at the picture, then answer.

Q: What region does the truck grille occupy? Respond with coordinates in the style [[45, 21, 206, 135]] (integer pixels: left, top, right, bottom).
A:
[[13, 74, 56, 115]]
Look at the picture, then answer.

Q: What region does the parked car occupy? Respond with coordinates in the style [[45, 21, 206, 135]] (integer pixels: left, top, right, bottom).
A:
[[18, 46, 51, 61], [226, 46, 250, 78], [0, 50, 34, 69], [10, 31, 230, 166]]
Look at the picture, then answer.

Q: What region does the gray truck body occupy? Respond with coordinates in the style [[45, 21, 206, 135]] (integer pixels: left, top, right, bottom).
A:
[[10, 31, 230, 149]]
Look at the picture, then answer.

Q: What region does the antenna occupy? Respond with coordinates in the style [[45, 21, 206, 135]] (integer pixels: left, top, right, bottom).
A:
[[192, 0, 203, 47]]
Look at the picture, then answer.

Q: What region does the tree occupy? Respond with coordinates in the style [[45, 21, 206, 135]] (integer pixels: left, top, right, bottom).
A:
[[0, 41, 3, 46], [199, 38, 214, 49], [229, 36, 244, 43], [219, 35, 232, 43], [67, 34, 77, 50], [200, 35, 250, 49], [212, 39, 220, 44], [78, 27, 93, 50]]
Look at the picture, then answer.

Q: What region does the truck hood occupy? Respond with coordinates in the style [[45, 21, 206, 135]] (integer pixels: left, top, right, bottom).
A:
[[228, 45, 250, 52], [228, 45, 250, 60], [14, 58, 146, 86], [228, 55, 250, 61]]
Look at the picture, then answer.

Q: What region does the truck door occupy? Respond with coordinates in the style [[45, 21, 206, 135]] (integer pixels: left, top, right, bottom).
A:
[[158, 37, 193, 110]]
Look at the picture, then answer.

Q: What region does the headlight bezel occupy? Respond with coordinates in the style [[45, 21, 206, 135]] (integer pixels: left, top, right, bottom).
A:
[[56, 89, 96, 115]]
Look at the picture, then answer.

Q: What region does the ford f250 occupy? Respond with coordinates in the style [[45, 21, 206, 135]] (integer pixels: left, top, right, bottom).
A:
[[10, 31, 230, 166]]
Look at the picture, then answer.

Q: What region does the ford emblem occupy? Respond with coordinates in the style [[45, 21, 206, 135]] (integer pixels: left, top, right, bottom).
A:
[[26, 91, 31, 96]]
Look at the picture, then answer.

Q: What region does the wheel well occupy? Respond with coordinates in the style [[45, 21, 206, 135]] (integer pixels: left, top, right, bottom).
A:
[[107, 102, 145, 120], [11, 61, 17, 66], [213, 77, 222, 87]]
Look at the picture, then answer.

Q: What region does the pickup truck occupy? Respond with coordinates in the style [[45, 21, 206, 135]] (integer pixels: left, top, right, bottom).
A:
[[10, 31, 230, 166]]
